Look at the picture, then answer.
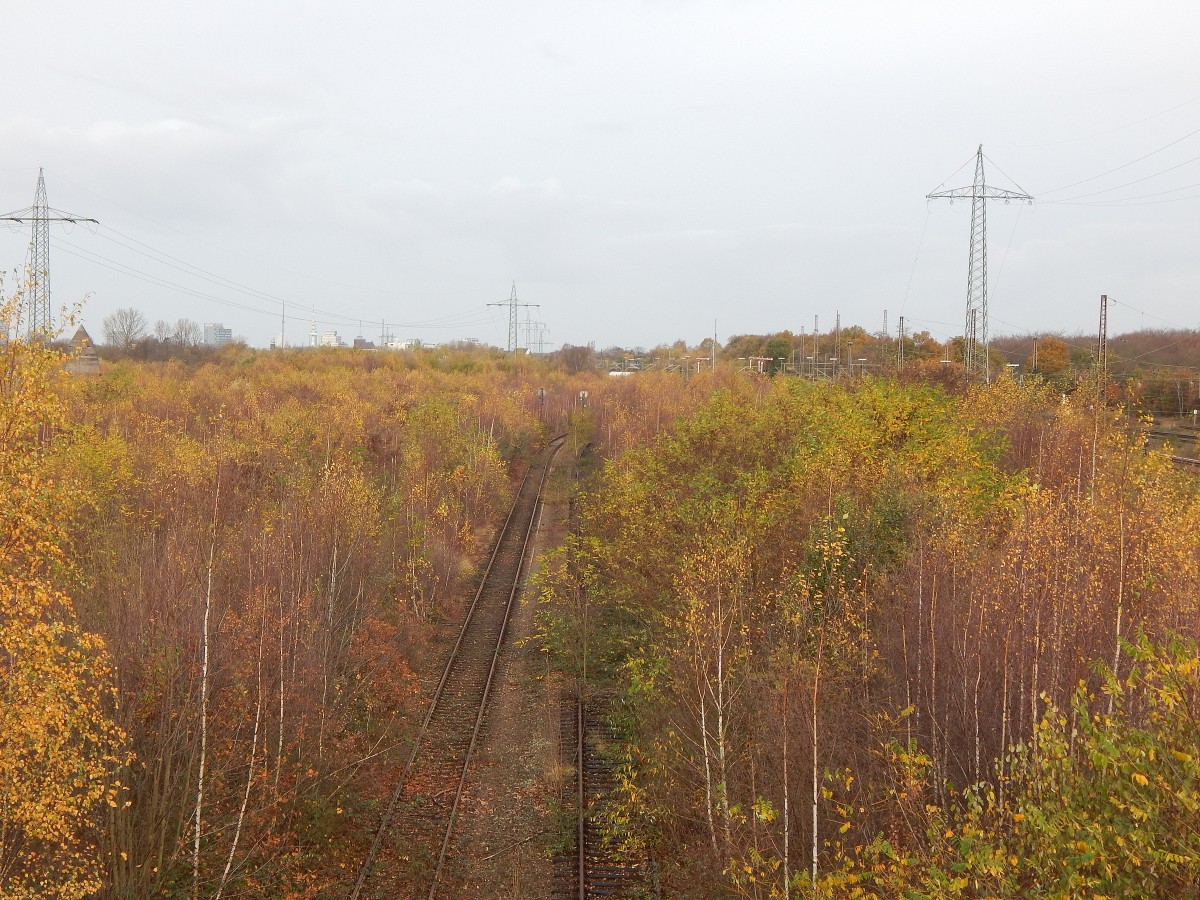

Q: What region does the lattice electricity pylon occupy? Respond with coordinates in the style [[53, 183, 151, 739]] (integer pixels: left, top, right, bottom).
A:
[[927, 146, 1032, 381], [0, 168, 98, 337], [488, 281, 538, 351], [1097, 294, 1110, 394]]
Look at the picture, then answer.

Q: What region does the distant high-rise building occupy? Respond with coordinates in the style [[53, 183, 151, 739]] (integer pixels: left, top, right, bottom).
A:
[[203, 323, 233, 346], [320, 330, 343, 348]]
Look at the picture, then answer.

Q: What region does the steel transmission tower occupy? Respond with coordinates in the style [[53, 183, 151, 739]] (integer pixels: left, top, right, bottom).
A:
[[1, 169, 97, 337], [1097, 294, 1109, 394], [488, 282, 538, 351], [927, 146, 1032, 381]]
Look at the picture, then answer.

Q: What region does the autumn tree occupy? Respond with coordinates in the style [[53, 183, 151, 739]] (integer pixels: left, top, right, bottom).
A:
[[539, 370, 1200, 896], [1033, 336, 1070, 376], [0, 290, 129, 899]]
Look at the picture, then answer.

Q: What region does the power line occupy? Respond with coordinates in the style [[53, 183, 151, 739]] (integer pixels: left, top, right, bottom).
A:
[[1051, 192, 1200, 208], [996, 94, 1200, 150], [95, 224, 493, 329], [1046, 181, 1200, 205], [898, 208, 930, 317], [1043, 150, 1200, 203], [1037, 123, 1200, 195], [45, 169, 481, 300], [54, 237, 506, 332]]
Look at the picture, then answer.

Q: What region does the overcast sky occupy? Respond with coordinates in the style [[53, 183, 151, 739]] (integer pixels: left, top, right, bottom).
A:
[[2, 0, 1198, 350]]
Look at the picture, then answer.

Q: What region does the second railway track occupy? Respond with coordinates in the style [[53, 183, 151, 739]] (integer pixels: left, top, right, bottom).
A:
[[352, 437, 564, 899]]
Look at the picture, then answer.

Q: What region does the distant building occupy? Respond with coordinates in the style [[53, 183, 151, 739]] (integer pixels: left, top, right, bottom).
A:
[[203, 323, 232, 346], [320, 330, 344, 348], [352, 337, 376, 350], [65, 325, 101, 376]]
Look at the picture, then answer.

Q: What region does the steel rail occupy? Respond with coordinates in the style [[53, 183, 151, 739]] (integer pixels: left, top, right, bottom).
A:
[[577, 698, 585, 900], [426, 436, 564, 897], [351, 438, 562, 899], [554, 694, 644, 900]]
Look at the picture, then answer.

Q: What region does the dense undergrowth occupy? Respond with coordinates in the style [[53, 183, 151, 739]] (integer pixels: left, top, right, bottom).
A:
[[537, 375, 1200, 898], [1, 294, 609, 897], [8, 286, 1200, 897]]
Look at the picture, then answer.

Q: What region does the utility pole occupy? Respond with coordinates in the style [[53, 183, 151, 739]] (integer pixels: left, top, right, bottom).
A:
[[488, 282, 538, 352], [897, 315, 905, 370], [833, 312, 840, 369], [530, 321, 549, 354], [523, 306, 536, 352], [1097, 294, 1109, 395], [0, 168, 98, 337], [927, 146, 1033, 382], [812, 316, 818, 379]]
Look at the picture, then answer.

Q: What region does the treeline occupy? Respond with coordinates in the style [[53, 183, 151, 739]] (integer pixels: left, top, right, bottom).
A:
[[0, 294, 599, 897], [504, 323, 1197, 421], [537, 375, 1200, 896]]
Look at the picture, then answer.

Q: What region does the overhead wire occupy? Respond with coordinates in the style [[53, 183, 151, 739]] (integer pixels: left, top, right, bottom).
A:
[[981, 152, 1033, 196], [996, 95, 1200, 150], [1043, 150, 1200, 204], [46, 169, 482, 299], [988, 306, 1200, 374], [927, 151, 979, 194], [898, 208, 931, 317], [95, 224, 501, 328], [988, 202, 1025, 303], [1050, 191, 1200, 208], [53, 236, 505, 332], [1037, 123, 1200, 195]]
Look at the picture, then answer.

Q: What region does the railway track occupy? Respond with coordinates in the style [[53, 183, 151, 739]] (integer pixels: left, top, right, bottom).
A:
[[1146, 427, 1198, 444], [552, 695, 644, 899], [1142, 429, 1200, 468], [352, 438, 563, 899]]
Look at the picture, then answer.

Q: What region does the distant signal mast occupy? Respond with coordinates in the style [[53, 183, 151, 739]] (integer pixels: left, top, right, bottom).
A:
[[1, 168, 97, 337], [927, 146, 1032, 381]]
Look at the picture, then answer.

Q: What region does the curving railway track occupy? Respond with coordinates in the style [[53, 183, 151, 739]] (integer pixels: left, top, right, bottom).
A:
[[351, 438, 564, 899]]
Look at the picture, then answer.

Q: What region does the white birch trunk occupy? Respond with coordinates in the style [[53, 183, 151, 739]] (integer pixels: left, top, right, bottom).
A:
[[193, 527, 216, 899]]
